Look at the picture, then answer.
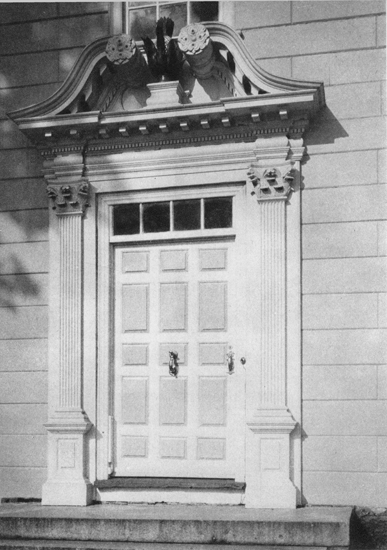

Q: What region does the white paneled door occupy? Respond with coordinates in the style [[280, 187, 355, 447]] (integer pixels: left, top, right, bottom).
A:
[[114, 240, 245, 479]]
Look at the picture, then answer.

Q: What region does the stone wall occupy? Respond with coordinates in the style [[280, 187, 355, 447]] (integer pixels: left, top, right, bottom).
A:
[[0, 2, 110, 500], [235, 0, 387, 507]]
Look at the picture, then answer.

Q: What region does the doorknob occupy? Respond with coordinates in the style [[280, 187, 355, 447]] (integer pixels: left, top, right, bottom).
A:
[[226, 350, 246, 374]]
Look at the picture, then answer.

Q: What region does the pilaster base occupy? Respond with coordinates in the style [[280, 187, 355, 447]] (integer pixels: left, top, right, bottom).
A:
[[42, 480, 93, 506], [42, 411, 93, 506], [245, 408, 297, 509]]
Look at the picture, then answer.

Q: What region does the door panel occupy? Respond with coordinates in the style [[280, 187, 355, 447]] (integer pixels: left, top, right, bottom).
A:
[[114, 240, 244, 478]]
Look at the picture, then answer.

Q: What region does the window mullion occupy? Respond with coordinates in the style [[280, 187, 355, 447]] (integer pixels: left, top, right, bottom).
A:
[[170, 201, 174, 231], [139, 203, 144, 234]]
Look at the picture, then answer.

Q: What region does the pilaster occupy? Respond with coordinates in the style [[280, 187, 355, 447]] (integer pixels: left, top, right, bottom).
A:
[[42, 160, 93, 506], [244, 136, 303, 508]]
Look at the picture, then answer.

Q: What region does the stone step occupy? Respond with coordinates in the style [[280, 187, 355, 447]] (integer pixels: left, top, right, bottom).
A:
[[0, 504, 352, 549], [0, 541, 344, 550]]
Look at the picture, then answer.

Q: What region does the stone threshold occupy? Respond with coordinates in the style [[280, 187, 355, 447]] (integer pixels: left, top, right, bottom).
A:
[[0, 503, 352, 549], [95, 477, 246, 491], [0, 541, 347, 550]]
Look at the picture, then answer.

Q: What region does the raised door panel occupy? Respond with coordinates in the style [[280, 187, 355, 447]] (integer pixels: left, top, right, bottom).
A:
[[115, 240, 241, 479]]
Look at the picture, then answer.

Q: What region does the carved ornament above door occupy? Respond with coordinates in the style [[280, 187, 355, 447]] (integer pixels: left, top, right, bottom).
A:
[[8, 21, 324, 155]]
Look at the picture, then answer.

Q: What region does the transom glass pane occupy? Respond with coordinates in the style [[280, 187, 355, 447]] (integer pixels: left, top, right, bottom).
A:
[[204, 197, 232, 229], [143, 201, 170, 233], [129, 6, 157, 40], [113, 196, 232, 236], [174, 199, 200, 231], [127, 2, 218, 38], [190, 1, 218, 23], [113, 204, 140, 235], [159, 3, 187, 35]]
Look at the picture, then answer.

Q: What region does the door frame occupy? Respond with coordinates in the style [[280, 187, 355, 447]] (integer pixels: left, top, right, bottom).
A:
[[86, 138, 302, 506], [96, 182, 248, 483]]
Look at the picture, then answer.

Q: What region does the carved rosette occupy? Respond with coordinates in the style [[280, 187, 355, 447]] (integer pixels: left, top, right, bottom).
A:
[[247, 164, 295, 201], [178, 23, 215, 78], [47, 179, 90, 214], [105, 34, 137, 65], [105, 34, 150, 89]]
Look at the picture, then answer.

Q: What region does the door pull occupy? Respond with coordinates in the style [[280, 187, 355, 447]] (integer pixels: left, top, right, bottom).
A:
[[169, 351, 179, 378], [226, 349, 235, 375]]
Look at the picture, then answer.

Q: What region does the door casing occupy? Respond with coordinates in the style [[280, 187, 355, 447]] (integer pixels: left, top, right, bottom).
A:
[[86, 140, 302, 505]]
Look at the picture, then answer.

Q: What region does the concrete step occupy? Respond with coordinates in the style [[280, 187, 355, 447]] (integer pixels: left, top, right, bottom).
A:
[[0, 542, 347, 550], [0, 504, 352, 549]]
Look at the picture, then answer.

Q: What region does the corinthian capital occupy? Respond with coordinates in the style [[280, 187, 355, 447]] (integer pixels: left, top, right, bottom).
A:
[[247, 164, 295, 201], [47, 179, 90, 214]]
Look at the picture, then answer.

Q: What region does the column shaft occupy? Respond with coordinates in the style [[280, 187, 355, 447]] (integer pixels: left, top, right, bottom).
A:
[[59, 213, 83, 410], [260, 199, 286, 407]]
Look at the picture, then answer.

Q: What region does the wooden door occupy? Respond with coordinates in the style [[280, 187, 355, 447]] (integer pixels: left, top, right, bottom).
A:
[[113, 239, 245, 478]]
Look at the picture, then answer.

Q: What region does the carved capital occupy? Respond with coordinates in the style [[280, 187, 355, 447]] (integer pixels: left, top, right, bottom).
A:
[[247, 164, 295, 201], [47, 179, 90, 214]]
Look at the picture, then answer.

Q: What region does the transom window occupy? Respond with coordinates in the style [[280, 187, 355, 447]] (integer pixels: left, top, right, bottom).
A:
[[125, 1, 219, 40], [113, 197, 232, 235]]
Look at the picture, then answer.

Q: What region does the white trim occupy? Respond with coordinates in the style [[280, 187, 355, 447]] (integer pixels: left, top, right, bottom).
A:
[[110, 2, 125, 34]]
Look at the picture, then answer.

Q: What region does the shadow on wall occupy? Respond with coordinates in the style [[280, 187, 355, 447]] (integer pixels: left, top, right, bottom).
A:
[[0, 190, 49, 311], [303, 106, 349, 149], [0, 258, 42, 310]]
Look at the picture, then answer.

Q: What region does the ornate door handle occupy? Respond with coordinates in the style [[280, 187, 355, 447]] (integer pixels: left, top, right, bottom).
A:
[[226, 349, 235, 375], [169, 351, 179, 378], [226, 350, 246, 374]]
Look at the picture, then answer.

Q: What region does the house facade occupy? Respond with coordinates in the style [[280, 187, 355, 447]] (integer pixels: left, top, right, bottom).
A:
[[0, 0, 386, 510]]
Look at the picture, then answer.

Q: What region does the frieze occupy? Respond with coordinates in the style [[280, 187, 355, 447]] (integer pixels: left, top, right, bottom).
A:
[[39, 125, 308, 158], [47, 179, 90, 214]]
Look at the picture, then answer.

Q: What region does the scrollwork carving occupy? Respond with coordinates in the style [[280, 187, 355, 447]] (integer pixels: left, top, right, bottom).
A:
[[47, 179, 90, 214]]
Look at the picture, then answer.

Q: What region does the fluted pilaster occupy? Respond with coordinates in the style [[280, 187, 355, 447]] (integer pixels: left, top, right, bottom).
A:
[[259, 198, 286, 407], [244, 137, 303, 509], [42, 178, 93, 506], [58, 213, 83, 410]]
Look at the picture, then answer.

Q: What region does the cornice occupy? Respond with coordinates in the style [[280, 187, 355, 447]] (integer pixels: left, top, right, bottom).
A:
[[38, 118, 307, 159]]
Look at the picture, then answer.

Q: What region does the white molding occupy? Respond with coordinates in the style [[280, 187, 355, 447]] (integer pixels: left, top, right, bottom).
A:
[[109, 2, 124, 35], [219, 2, 235, 27]]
